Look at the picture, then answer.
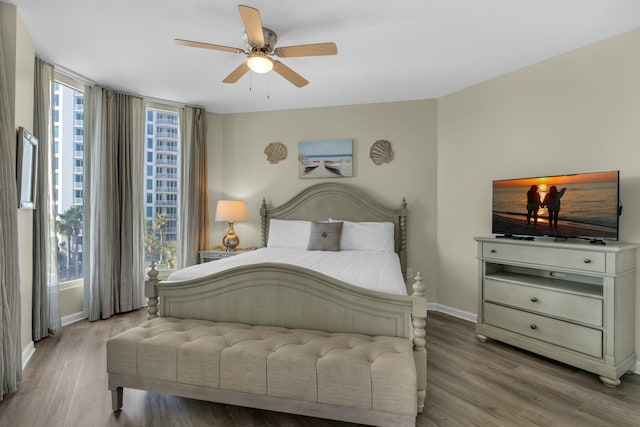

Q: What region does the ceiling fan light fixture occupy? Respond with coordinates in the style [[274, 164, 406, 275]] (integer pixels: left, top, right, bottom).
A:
[[246, 54, 274, 74]]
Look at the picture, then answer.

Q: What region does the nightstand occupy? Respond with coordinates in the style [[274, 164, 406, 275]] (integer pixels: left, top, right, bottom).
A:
[[199, 246, 256, 263]]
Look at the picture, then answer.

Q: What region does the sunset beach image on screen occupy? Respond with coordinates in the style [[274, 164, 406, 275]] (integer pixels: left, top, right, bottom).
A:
[[492, 171, 619, 240]]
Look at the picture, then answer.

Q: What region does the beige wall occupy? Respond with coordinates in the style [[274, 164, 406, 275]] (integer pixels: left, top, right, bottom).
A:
[[1, 3, 35, 357], [207, 100, 439, 297], [438, 29, 640, 355]]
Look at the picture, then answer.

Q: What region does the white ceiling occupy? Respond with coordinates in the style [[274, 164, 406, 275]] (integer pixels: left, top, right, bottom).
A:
[[6, 0, 640, 114]]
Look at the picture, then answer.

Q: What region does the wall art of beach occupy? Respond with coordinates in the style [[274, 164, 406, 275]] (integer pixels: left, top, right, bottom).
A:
[[298, 139, 353, 179]]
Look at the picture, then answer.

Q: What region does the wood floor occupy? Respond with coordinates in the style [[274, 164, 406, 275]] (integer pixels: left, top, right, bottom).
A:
[[1, 309, 639, 427]]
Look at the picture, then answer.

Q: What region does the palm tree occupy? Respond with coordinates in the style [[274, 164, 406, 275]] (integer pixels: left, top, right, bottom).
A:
[[57, 205, 83, 276], [154, 213, 168, 265], [56, 215, 73, 270], [144, 220, 156, 263]]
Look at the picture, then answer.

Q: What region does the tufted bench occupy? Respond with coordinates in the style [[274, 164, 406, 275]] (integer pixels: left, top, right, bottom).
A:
[[107, 317, 419, 426]]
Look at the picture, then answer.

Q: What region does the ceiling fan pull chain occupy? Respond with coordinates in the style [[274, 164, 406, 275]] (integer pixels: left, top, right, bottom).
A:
[[249, 72, 252, 92], [267, 75, 270, 100]]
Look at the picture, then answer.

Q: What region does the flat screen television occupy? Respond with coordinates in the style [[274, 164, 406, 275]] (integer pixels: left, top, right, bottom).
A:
[[492, 170, 620, 242]]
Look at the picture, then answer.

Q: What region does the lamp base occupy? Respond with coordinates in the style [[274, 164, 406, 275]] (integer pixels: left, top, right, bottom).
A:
[[222, 222, 240, 252]]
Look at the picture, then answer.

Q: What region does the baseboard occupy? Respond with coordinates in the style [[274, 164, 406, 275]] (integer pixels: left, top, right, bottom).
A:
[[61, 311, 87, 327], [22, 341, 35, 370], [428, 302, 477, 323], [429, 303, 640, 377]]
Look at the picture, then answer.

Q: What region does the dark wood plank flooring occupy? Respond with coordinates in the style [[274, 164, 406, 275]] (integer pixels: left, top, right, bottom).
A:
[[1, 309, 639, 426]]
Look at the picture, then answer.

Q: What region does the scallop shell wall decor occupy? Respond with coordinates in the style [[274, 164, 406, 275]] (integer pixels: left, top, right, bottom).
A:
[[264, 142, 288, 164], [369, 139, 394, 165]]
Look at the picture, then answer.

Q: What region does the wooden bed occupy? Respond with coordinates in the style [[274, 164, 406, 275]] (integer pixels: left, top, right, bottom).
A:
[[112, 182, 427, 426]]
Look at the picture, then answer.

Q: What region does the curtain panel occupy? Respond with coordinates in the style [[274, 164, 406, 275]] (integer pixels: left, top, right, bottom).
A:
[[0, 28, 23, 400], [178, 106, 209, 269], [84, 86, 145, 321], [32, 57, 61, 341]]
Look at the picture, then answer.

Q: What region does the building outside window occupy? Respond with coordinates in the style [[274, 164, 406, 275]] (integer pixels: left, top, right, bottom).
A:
[[53, 81, 84, 283], [144, 108, 180, 269]]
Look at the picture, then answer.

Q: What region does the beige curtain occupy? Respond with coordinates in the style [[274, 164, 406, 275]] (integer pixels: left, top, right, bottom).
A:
[[0, 27, 22, 400], [32, 57, 61, 341], [178, 106, 209, 268], [84, 86, 145, 320]]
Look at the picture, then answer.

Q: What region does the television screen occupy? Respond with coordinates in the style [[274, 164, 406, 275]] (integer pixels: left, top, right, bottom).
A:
[[492, 171, 620, 241]]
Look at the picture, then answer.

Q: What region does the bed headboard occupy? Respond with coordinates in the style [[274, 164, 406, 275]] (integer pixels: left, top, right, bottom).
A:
[[260, 182, 408, 275]]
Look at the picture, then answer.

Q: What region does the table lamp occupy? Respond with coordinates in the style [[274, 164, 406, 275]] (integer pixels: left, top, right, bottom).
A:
[[215, 200, 247, 252]]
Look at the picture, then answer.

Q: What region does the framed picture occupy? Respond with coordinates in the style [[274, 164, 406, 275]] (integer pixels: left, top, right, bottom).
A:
[[16, 127, 38, 209], [298, 139, 353, 179]]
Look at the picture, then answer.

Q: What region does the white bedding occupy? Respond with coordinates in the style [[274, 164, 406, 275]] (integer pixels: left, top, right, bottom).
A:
[[167, 247, 408, 296]]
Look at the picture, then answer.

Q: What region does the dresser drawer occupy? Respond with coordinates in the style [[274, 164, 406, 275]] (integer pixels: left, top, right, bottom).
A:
[[483, 242, 606, 273], [484, 278, 602, 327], [484, 303, 602, 358]]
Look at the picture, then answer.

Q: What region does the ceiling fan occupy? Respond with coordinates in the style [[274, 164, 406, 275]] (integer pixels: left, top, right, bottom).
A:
[[175, 4, 338, 88]]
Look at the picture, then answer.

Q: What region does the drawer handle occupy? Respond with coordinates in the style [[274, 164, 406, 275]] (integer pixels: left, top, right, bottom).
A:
[[530, 324, 538, 330], [530, 297, 538, 302], [584, 259, 592, 264], [490, 249, 497, 253]]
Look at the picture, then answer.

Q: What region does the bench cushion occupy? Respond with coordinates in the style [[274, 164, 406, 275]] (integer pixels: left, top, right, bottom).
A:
[[107, 317, 417, 416]]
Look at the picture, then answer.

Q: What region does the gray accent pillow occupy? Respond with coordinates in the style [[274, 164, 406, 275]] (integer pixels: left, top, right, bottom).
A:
[[307, 221, 343, 251]]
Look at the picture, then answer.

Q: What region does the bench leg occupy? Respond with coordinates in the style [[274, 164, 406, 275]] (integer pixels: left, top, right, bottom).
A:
[[112, 387, 123, 411]]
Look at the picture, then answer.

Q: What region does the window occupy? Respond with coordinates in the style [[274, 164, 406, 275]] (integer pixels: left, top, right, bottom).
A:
[[54, 81, 85, 283], [144, 107, 180, 270]]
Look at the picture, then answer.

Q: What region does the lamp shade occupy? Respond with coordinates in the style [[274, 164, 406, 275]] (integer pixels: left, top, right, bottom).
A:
[[215, 200, 247, 222]]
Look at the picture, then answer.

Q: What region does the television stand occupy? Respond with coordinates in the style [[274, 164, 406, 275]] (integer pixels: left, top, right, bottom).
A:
[[474, 237, 637, 387]]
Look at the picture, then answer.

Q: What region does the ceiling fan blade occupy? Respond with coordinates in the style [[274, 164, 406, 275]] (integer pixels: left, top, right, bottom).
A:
[[275, 42, 338, 58], [273, 61, 309, 88], [175, 39, 244, 54], [223, 62, 250, 83], [238, 5, 265, 47]]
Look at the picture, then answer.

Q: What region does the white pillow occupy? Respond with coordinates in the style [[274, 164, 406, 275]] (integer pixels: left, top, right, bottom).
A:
[[267, 219, 311, 249], [329, 219, 395, 252]]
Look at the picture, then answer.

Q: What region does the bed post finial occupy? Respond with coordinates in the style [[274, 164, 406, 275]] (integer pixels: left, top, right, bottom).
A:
[[260, 198, 268, 247], [399, 197, 408, 275], [145, 262, 160, 319], [411, 272, 427, 413]]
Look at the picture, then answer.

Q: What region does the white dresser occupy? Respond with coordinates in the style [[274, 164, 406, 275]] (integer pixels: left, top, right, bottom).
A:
[[475, 236, 637, 387]]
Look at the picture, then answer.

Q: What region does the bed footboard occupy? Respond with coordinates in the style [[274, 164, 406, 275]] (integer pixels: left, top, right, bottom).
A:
[[144, 264, 428, 413]]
